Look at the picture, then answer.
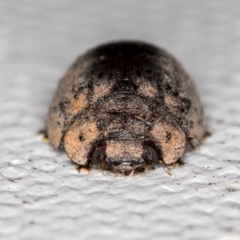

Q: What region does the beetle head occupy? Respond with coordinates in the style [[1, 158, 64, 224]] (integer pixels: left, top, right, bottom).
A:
[[90, 138, 161, 175]]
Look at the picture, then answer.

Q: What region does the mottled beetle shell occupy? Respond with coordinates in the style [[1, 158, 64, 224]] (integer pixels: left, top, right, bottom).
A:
[[47, 41, 205, 174]]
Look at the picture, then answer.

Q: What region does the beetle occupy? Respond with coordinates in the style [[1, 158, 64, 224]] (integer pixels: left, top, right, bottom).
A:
[[47, 41, 205, 175]]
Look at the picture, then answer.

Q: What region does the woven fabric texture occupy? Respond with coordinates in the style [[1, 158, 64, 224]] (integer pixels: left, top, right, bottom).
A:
[[0, 1, 240, 239]]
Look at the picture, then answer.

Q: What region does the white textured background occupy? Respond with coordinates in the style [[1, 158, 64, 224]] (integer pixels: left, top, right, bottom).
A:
[[0, 1, 240, 239]]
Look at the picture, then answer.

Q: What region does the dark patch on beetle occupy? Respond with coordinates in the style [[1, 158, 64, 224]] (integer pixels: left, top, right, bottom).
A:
[[172, 91, 179, 97], [179, 98, 191, 116], [181, 98, 191, 109], [136, 70, 142, 77], [166, 132, 172, 142], [108, 63, 115, 69], [165, 84, 172, 91], [112, 80, 138, 92], [146, 69, 152, 74], [72, 83, 86, 99], [189, 121, 194, 129], [85, 42, 162, 83], [58, 98, 70, 114], [79, 134, 85, 141], [97, 72, 104, 79]]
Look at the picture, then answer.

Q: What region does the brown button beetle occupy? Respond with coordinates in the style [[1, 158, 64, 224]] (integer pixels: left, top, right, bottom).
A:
[[47, 41, 205, 175]]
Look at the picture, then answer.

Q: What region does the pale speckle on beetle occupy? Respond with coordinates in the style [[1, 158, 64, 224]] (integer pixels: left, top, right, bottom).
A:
[[47, 41, 205, 175]]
